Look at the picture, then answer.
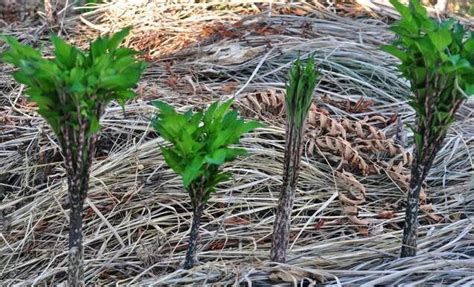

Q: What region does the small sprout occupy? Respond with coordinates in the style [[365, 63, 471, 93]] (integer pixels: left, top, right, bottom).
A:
[[270, 56, 319, 263], [151, 100, 262, 269]]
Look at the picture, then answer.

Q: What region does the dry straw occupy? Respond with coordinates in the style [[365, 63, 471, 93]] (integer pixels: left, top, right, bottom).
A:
[[1, 0, 473, 285]]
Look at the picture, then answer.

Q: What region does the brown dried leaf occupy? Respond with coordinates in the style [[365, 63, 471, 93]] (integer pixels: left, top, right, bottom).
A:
[[222, 81, 238, 94], [338, 170, 366, 193], [377, 210, 395, 219], [355, 225, 369, 236], [314, 136, 369, 174], [342, 205, 358, 215], [224, 216, 251, 226]]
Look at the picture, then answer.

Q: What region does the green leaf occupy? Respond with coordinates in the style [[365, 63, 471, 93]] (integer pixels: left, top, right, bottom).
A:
[[88, 115, 101, 136], [70, 81, 86, 94], [412, 67, 427, 86], [90, 37, 107, 60], [204, 148, 228, 165], [152, 100, 175, 114], [1, 35, 43, 62], [286, 56, 318, 128], [464, 38, 474, 54], [107, 26, 132, 51], [100, 74, 131, 89], [414, 132, 423, 151], [239, 120, 264, 134], [205, 148, 246, 165], [381, 45, 408, 62], [51, 35, 76, 69], [161, 148, 184, 174], [182, 156, 204, 188], [410, 0, 430, 23], [414, 37, 436, 68], [435, 111, 451, 123], [12, 71, 33, 86], [213, 99, 234, 122], [30, 92, 54, 110], [464, 84, 474, 96], [2, 29, 145, 156], [390, 0, 413, 22], [151, 99, 262, 203], [428, 29, 452, 53]]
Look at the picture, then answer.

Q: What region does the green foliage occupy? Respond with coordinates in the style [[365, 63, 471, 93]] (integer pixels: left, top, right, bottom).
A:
[[382, 0, 473, 151], [152, 100, 262, 202], [285, 56, 318, 129], [1, 27, 147, 138]]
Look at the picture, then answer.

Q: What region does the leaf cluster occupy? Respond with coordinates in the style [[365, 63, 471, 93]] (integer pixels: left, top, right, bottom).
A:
[[382, 0, 474, 150], [1, 27, 147, 138], [286, 56, 319, 128], [151, 100, 262, 203]]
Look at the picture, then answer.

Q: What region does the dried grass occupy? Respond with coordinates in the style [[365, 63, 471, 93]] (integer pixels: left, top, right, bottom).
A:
[[1, 1, 473, 285]]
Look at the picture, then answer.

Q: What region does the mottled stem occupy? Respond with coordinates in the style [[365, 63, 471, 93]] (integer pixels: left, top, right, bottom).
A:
[[270, 120, 304, 263], [62, 123, 95, 285], [401, 131, 444, 257], [68, 192, 84, 286], [183, 203, 205, 269], [401, 163, 423, 257]]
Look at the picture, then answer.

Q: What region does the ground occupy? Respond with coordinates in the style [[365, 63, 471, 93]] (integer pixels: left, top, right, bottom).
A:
[[0, 1, 473, 285]]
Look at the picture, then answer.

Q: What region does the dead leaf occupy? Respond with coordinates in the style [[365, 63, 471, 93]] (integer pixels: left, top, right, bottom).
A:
[[355, 225, 369, 236], [377, 210, 395, 219], [34, 220, 48, 232], [224, 216, 250, 226], [348, 215, 369, 226], [342, 205, 358, 216], [222, 81, 238, 94]]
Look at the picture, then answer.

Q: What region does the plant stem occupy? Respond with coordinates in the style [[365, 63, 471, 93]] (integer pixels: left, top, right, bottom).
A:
[[401, 163, 424, 257], [270, 120, 304, 263], [183, 203, 205, 269], [67, 165, 90, 286], [63, 126, 95, 286], [401, 130, 444, 257], [68, 193, 84, 286]]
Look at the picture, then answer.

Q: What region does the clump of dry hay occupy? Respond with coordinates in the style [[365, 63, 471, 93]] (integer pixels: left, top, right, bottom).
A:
[[1, 1, 473, 285]]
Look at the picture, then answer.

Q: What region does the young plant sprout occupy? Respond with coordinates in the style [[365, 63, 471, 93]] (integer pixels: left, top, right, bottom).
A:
[[270, 57, 319, 263], [151, 100, 262, 269], [1, 27, 146, 285], [383, 0, 474, 257]]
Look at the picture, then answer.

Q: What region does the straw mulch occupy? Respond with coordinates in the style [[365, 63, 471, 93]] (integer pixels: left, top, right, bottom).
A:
[[1, 1, 473, 285]]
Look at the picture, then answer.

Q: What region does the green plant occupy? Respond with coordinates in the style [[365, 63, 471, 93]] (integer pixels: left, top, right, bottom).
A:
[[383, 0, 473, 257], [1, 27, 146, 284], [270, 57, 319, 263], [151, 100, 262, 269]]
